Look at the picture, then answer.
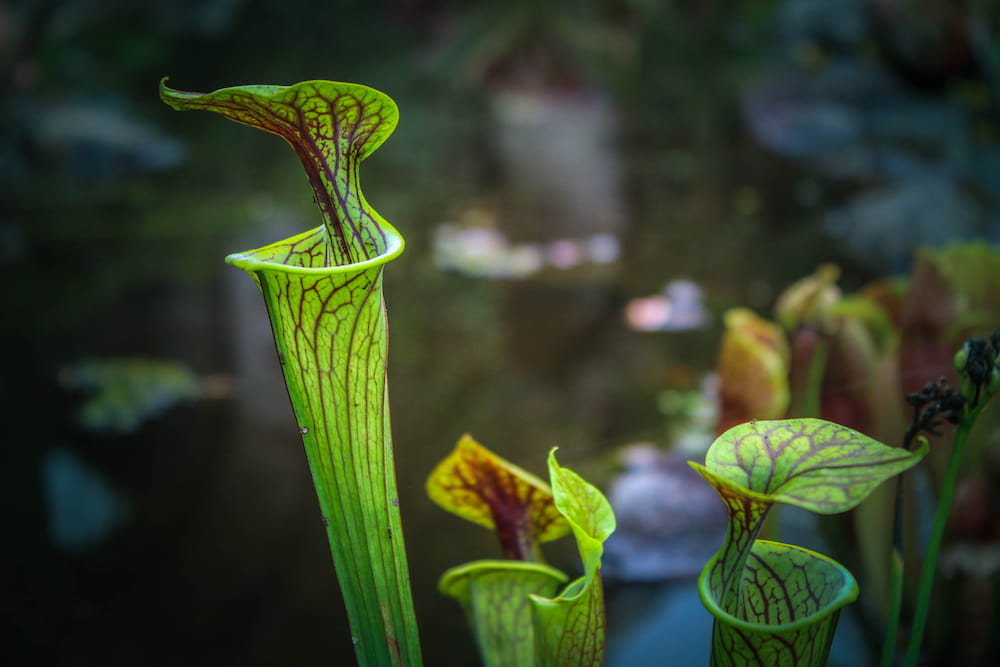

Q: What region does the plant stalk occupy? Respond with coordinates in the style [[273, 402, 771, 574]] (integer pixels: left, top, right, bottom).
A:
[[902, 419, 972, 667], [880, 548, 904, 667]]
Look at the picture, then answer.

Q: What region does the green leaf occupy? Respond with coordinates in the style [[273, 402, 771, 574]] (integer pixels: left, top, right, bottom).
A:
[[426, 434, 569, 560], [162, 80, 419, 667], [547, 449, 615, 573], [698, 418, 928, 514], [159, 79, 401, 266], [439, 560, 568, 667], [529, 449, 615, 667]]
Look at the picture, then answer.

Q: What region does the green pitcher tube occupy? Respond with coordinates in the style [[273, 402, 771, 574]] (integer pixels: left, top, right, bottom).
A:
[[227, 225, 419, 666]]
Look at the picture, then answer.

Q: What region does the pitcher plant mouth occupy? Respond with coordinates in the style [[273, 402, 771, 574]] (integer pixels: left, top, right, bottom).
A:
[[697, 539, 859, 634], [225, 224, 405, 275]]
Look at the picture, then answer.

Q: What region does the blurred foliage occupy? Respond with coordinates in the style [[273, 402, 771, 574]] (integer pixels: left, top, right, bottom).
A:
[[59, 357, 202, 433]]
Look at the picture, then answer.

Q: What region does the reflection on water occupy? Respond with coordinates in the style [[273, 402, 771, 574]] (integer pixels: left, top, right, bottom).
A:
[[624, 280, 708, 332], [434, 221, 620, 279], [7, 1, 1000, 665]]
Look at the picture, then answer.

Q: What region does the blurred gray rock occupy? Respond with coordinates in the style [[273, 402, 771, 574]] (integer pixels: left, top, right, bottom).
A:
[[604, 446, 726, 581]]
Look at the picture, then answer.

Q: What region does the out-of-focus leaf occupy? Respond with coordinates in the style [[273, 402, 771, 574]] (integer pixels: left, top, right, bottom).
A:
[[426, 434, 569, 560], [904, 242, 1000, 342], [59, 358, 201, 433], [774, 263, 842, 333], [716, 308, 790, 432]]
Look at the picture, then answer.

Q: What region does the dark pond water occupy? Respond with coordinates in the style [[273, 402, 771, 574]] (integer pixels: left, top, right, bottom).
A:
[[5, 1, 1000, 666]]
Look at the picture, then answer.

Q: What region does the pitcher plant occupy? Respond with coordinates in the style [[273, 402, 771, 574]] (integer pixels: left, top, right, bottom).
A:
[[691, 418, 926, 666], [161, 79, 421, 667]]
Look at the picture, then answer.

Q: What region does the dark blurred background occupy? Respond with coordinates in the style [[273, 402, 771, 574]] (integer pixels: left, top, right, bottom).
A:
[[4, 1, 1000, 665]]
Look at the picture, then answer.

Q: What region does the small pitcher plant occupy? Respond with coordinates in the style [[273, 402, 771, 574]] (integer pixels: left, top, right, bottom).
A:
[[427, 435, 615, 667], [691, 418, 926, 666]]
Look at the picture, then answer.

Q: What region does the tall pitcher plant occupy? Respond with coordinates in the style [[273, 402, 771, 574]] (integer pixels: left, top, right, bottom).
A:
[[161, 80, 421, 667]]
